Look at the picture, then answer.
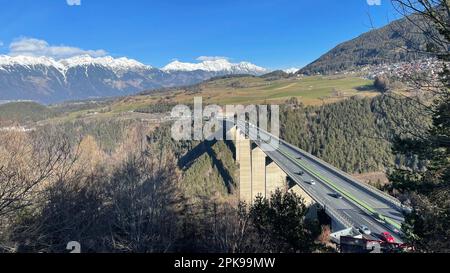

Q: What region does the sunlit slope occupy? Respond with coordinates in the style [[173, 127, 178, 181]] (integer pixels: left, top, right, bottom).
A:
[[142, 75, 379, 106], [33, 75, 380, 124]]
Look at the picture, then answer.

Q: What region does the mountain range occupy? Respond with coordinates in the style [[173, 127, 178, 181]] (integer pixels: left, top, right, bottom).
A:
[[0, 55, 267, 103]]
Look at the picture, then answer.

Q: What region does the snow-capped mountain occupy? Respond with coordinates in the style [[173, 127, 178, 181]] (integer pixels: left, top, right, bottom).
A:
[[163, 59, 268, 75], [0, 55, 166, 103], [60, 55, 150, 72], [0, 55, 151, 76], [0, 55, 268, 103], [283, 68, 301, 74]]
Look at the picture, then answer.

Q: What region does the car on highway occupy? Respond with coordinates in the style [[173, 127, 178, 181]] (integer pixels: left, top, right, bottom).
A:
[[381, 232, 395, 243], [331, 193, 343, 199], [358, 225, 371, 235], [308, 180, 316, 185]]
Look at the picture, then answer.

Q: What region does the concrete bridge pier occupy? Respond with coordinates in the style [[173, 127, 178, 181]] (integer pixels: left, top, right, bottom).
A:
[[234, 126, 316, 211], [252, 146, 266, 199], [266, 161, 287, 195], [238, 133, 252, 204], [234, 127, 241, 163], [290, 185, 315, 207]]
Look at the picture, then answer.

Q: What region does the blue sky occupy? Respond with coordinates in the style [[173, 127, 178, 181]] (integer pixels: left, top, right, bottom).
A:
[[0, 0, 400, 70]]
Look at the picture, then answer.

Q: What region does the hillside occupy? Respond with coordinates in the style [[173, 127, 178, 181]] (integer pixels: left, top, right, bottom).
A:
[[300, 16, 429, 75], [0, 101, 55, 124], [280, 95, 427, 176]]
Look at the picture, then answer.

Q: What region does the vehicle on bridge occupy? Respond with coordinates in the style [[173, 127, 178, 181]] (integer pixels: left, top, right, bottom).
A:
[[308, 180, 316, 185], [381, 232, 395, 243], [331, 192, 343, 199], [358, 225, 371, 235]]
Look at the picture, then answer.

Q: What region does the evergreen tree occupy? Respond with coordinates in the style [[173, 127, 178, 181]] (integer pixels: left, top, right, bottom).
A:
[[389, 0, 450, 252], [249, 190, 321, 253]]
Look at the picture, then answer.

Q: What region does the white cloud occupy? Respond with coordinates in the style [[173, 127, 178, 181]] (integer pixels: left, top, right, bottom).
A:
[[67, 0, 81, 6], [9, 37, 107, 59], [196, 56, 230, 62]]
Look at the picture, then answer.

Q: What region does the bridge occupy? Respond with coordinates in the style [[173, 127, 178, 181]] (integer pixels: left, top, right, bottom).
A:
[[219, 118, 407, 244]]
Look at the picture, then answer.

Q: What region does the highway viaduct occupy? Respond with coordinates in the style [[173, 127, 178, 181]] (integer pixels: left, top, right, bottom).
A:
[[222, 119, 407, 244]]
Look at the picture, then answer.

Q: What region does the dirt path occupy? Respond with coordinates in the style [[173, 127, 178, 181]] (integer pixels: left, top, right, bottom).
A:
[[274, 83, 297, 91]]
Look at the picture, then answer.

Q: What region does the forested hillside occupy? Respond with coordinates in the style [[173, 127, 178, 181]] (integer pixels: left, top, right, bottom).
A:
[[281, 95, 428, 174], [0, 101, 56, 125]]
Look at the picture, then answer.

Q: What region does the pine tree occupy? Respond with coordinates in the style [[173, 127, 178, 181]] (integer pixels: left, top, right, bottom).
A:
[[388, 0, 450, 252]]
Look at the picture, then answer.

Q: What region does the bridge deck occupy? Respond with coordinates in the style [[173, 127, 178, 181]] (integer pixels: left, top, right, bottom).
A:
[[223, 119, 405, 244]]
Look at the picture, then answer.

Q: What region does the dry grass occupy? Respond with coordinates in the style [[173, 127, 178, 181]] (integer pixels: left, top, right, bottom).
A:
[[352, 172, 390, 187]]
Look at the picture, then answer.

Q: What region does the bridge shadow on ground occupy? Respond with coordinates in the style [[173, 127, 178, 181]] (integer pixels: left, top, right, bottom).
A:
[[179, 140, 236, 194]]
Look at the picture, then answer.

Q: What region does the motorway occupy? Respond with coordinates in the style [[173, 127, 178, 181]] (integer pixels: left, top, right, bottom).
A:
[[225, 119, 406, 244]]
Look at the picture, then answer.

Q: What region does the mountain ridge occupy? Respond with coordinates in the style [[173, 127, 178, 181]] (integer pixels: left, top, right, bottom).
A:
[[299, 15, 429, 75], [163, 59, 267, 74], [0, 55, 267, 103]]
